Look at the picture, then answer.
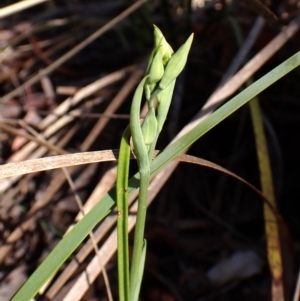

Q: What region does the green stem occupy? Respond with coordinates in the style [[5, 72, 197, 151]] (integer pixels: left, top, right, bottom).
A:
[[116, 125, 131, 301]]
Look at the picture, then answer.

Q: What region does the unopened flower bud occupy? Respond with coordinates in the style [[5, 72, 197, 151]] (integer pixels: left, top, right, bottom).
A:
[[148, 49, 164, 84], [153, 25, 173, 63]]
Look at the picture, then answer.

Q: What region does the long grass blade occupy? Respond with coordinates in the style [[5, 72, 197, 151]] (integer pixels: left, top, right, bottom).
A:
[[249, 98, 284, 300]]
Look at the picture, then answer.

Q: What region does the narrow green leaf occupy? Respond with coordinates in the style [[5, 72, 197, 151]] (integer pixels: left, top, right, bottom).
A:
[[130, 76, 150, 171], [131, 240, 147, 301], [11, 200, 112, 301]]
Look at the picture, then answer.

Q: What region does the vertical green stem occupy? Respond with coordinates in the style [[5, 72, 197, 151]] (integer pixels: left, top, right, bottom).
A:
[[116, 126, 131, 301]]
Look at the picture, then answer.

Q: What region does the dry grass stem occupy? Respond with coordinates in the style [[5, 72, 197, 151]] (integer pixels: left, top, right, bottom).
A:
[[0, 0, 48, 19]]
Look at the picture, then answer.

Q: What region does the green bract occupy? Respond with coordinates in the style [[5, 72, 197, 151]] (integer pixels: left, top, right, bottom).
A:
[[159, 33, 193, 90], [141, 108, 158, 145], [156, 79, 176, 132]]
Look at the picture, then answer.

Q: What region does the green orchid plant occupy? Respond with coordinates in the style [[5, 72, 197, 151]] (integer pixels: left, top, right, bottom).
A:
[[116, 25, 193, 301], [10, 21, 300, 301]]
